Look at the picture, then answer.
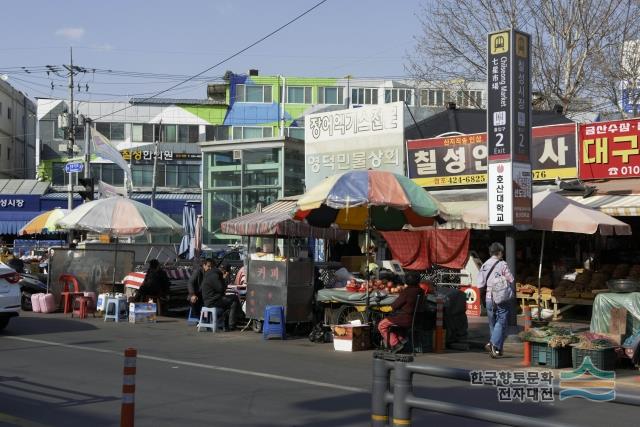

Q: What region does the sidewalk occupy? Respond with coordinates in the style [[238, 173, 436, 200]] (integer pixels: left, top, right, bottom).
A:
[[429, 314, 640, 390]]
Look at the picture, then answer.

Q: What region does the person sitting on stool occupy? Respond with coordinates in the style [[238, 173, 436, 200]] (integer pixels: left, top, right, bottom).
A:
[[377, 272, 422, 353], [187, 258, 212, 316], [136, 259, 171, 314], [200, 260, 241, 329]]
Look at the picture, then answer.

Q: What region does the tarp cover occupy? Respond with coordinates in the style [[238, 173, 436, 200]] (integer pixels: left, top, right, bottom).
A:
[[221, 210, 346, 240], [316, 288, 397, 306], [590, 292, 640, 336], [381, 229, 470, 270]]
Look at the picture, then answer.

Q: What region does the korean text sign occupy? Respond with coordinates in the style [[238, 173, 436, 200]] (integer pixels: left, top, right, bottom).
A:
[[304, 102, 405, 189], [487, 29, 532, 227], [407, 123, 577, 187], [579, 119, 640, 180]]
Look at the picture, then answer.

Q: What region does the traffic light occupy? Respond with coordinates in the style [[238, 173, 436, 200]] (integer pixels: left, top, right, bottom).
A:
[[78, 177, 95, 202]]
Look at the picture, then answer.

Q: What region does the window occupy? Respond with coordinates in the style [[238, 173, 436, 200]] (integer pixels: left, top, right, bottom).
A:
[[178, 125, 199, 143], [91, 163, 125, 186], [132, 164, 154, 187], [285, 127, 305, 140], [351, 88, 378, 105], [318, 87, 344, 105], [52, 162, 78, 186], [420, 89, 451, 107], [7, 147, 10, 160], [205, 125, 230, 141], [164, 164, 200, 188], [456, 90, 483, 107], [384, 88, 413, 105], [235, 84, 272, 103], [161, 124, 177, 142], [95, 122, 125, 140], [7, 107, 11, 119], [132, 124, 154, 142], [232, 126, 273, 140], [286, 86, 312, 104]]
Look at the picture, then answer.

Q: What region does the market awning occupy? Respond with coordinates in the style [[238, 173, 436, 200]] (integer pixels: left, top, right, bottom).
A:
[[220, 210, 347, 240], [566, 194, 640, 216], [0, 211, 42, 235]]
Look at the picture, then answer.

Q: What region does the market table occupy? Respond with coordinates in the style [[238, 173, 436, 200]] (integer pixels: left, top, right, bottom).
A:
[[550, 296, 594, 320], [316, 288, 397, 325]]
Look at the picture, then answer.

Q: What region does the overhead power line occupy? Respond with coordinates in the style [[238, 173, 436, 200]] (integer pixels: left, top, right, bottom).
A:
[[92, 0, 329, 120]]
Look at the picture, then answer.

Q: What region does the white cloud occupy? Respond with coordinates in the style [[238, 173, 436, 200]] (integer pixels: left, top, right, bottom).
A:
[[55, 27, 85, 40], [90, 43, 114, 52]]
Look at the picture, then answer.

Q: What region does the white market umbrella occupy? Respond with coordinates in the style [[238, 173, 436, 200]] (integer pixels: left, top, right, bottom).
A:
[[57, 197, 182, 237], [57, 197, 183, 289]]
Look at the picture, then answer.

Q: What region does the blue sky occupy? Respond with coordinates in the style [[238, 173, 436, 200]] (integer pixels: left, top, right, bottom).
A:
[[1, 0, 425, 101]]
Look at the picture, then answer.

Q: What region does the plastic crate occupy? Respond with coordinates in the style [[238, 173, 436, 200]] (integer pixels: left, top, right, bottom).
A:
[[572, 347, 617, 371], [531, 342, 572, 368]]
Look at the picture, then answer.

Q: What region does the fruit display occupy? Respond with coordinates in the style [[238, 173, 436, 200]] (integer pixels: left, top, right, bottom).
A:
[[344, 279, 430, 295]]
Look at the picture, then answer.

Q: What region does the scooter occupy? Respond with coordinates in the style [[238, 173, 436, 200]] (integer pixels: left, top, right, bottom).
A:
[[19, 273, 48, 311]]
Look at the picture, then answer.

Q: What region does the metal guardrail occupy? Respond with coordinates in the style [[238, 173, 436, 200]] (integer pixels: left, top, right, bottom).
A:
[[371, 351, 640, 427]]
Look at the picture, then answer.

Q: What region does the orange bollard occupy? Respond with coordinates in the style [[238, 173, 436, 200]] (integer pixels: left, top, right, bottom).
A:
[[434, 296, 445, 353], [121, 348, 137, 427], [522, 306, 532, 366]]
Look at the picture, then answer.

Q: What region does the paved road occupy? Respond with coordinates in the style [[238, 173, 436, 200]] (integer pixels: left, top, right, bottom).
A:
[[0, 313, 639, 426]]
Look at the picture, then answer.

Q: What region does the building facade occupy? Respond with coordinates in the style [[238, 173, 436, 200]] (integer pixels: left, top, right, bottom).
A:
[[0, 79, 37, 179]]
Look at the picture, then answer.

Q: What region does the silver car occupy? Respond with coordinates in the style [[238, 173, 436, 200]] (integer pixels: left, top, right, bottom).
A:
[[0, 262, 21, 331]]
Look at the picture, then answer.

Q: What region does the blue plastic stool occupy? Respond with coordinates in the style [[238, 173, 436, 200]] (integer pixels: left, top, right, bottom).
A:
[[263, 305, 286, 340], [187, 307, 200, 325], [197, 307, 224, 333], [104, 297, 127, 322]]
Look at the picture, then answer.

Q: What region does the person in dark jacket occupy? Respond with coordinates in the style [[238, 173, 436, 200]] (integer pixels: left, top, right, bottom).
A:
[[200, 263, 242, 329], [377, 272, 423, 353], [137, 259, 171, 303], [187, 258, 213, 314]]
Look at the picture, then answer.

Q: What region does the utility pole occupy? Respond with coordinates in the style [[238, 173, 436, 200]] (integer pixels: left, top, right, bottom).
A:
[[63, 47, 75, 211], [150, 121, 161, 208], [84, 117, 92, 179]]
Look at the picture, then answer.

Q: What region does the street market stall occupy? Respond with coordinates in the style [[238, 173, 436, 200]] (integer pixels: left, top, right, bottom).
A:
[[463, 190, 632, 320], [221, 202, 347, 332]]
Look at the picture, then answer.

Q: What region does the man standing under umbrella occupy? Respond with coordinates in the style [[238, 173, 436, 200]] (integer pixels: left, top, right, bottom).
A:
[[201, 259, 241, 330]]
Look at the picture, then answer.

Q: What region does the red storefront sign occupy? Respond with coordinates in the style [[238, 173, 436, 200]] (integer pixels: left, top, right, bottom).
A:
[[461, 286, 482, 317], [579, 119, 640, 179]]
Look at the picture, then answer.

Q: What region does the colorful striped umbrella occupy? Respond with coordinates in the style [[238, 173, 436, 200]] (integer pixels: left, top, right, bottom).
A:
[[294, 170, 448, 230], [18, 208, 70, 235]]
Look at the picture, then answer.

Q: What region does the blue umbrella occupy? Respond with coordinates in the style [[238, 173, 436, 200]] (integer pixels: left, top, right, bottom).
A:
[[178, 202, 198, 259]]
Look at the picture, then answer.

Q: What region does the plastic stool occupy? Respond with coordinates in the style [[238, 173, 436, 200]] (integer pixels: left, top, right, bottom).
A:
[[263, 305, 286, 340], [187, 307, 200, 325], [104, 297, 127, 322], [197, 307, 224, 332]]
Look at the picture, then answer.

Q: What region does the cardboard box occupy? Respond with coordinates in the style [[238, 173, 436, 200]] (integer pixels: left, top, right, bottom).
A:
[[128, 302, 157, 324], [129, 312, 157, 324], [331, 324, 371, 352]]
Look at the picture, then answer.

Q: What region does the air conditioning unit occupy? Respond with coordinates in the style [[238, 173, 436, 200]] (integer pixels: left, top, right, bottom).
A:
[[233, 150, 242, 160]]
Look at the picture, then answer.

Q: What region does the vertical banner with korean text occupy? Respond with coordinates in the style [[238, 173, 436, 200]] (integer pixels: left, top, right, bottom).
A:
[[487, 29, 532, 228]]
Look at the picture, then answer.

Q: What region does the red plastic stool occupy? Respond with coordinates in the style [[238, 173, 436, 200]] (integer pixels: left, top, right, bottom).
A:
[[59, 274, 80, 314], [72, 296, 95, 319]]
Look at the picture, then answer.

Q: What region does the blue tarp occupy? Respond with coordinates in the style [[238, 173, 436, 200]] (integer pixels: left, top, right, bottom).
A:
[[0, 211, 41, 235]]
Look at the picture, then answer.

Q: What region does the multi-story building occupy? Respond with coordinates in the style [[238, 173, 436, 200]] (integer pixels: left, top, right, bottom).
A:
[[200, 71, 485, 246], [0, 78, 36, 179]]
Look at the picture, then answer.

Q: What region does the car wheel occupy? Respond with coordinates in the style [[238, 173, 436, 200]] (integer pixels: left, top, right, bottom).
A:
[[21, 293, 32, 311], [0, 317, 9, 331], [252, 319, 263, 333]]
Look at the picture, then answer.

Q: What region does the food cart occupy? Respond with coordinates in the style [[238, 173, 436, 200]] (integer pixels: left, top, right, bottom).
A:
[[244, 236, 315, 331]]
